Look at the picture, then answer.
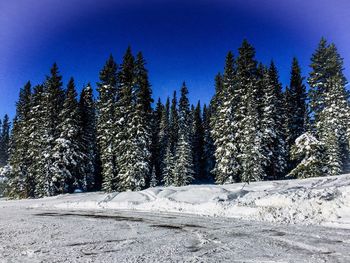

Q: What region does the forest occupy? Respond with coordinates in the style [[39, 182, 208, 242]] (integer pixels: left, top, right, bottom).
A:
[[0, 38, 348, 199]]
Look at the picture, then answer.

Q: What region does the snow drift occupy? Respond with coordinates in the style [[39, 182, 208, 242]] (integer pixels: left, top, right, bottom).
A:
[[18, 174, 350, 228]]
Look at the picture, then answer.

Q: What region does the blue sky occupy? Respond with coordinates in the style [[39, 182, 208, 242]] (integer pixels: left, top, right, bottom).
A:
[[0, 0, 349, 118]]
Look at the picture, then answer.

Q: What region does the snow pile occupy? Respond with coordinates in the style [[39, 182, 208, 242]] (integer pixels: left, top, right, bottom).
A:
[[23, 174, 350, 228]]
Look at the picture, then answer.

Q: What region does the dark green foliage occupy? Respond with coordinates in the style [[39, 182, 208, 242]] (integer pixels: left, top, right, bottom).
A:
[[79, 84, 99, 191], [192, 101, 204, 181], [285, 58, 307, 172], [169, 91, 179, 154]]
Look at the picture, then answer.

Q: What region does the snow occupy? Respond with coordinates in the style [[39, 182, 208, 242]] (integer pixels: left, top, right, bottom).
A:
[[1, 175, 350, 262], [8, 174, 350, 228]]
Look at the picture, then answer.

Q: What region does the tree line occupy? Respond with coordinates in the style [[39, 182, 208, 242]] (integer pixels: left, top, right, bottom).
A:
[[2, 38, 349, 199]]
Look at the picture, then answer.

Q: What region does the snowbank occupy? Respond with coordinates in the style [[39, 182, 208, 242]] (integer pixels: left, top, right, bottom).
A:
[[16, 174, 350, 228]]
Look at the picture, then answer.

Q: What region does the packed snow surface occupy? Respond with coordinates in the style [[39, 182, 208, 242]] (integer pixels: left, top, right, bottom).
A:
[[26, 174, 350, 228]]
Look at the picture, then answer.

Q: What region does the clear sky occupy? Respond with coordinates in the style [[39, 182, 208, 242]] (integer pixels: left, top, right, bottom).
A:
[[0, 0, 349, 118]]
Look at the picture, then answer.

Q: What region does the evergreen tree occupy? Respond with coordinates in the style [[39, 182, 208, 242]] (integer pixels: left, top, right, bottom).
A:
[[28, 85, 46, 198], [261, 62, 287, 180], [169, 91, 179, 154], [162, 144, 174, 186], [192, 101, 204, 181], [285, 58, 307, 172], [173, 82, 194, 186], [173, 133, 194, 186], [0, 115, 11, 167], [211, 51, 239, 184], [79, 84, 98, 191], [235, 41, 265, 182], [210, 73, 224, 119], [308, 39, 350, 175], [202, 104, 215, 181], [35, 63, 64, 197], [118, 51, 152, 191], [288, 132, 325, 178], [97, 55, 118, 192], [159, 98, 170, 183], [114, 47, 135, 191], [52, 78, 84, 194], [150, 165, 157, 187], [151, 98, 164, 181], [240, 95, 265, 182], [7, 82, 31, 198]]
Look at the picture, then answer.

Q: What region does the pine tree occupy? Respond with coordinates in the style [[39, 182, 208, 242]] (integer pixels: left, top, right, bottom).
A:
[[151, 98, 164, 182], [308, 39, 350, 175], [240, 98, 265, 182], [35, 63, 64, 197], [260, 62, 287, 180], [162, 144, 174, 186], [169, 91, 179, 154], [7, 82, 31, 198], [113, 48, 135, 191], [202, 104, 215, 181], [118, 51, 152, 191], [173, 82, 194, 186], [150, 165, 157, 187], [79, 84, 98, 191], [0, 115, 10, 167], [285, 58, 307, 172], [52, 78, 85, 194], [97, 55, 118, 192], [211, 51, 239, 184], [288, 132, 325, 178], [210, 73, 224, 120], [174, 133, 194, 186], [235, 41, 265, 182], [192, 101, 204, 181], [159, 98, 170, 183], [28, 85, 47, 198]]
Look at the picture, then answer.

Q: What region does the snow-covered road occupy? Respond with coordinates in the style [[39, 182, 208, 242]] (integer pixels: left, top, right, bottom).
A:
[[1, 204, 350, 262]]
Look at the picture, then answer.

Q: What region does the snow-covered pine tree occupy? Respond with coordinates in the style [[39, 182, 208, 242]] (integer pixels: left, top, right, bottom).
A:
[[119, 51, 152, 191], [27, 85, 47, 198], [206, 74, 223, 181], [192, 101, 204, 181], [169, 91, 179, 154], [150, 165, 157, 187], [52, 78, 85, 194], [211, 51, 239, 184], [308, 39, 350, 175], [173, 82, 194, 186], [79, 84, 98, 191], [240, 88, 265, 183], [260, 62, 287, 180], [319, 76, 349, 175], [235, 41, 265, 182], [7, 82, 31, 198], [288, 132, 325, 178], [174, 133, 194, 186], [158, 98, 170, 184], [35, 63, 65, 197], [162, 143, 174, 186], [114, 48, 135, 191], [97, 55, 118, 192], [202, 104, 215, 181], [285, 58, 307, 172]]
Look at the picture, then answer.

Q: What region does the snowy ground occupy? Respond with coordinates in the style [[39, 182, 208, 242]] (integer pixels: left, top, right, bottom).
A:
[[28, 174, 350, 228], [1, 175, 350, 262]]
